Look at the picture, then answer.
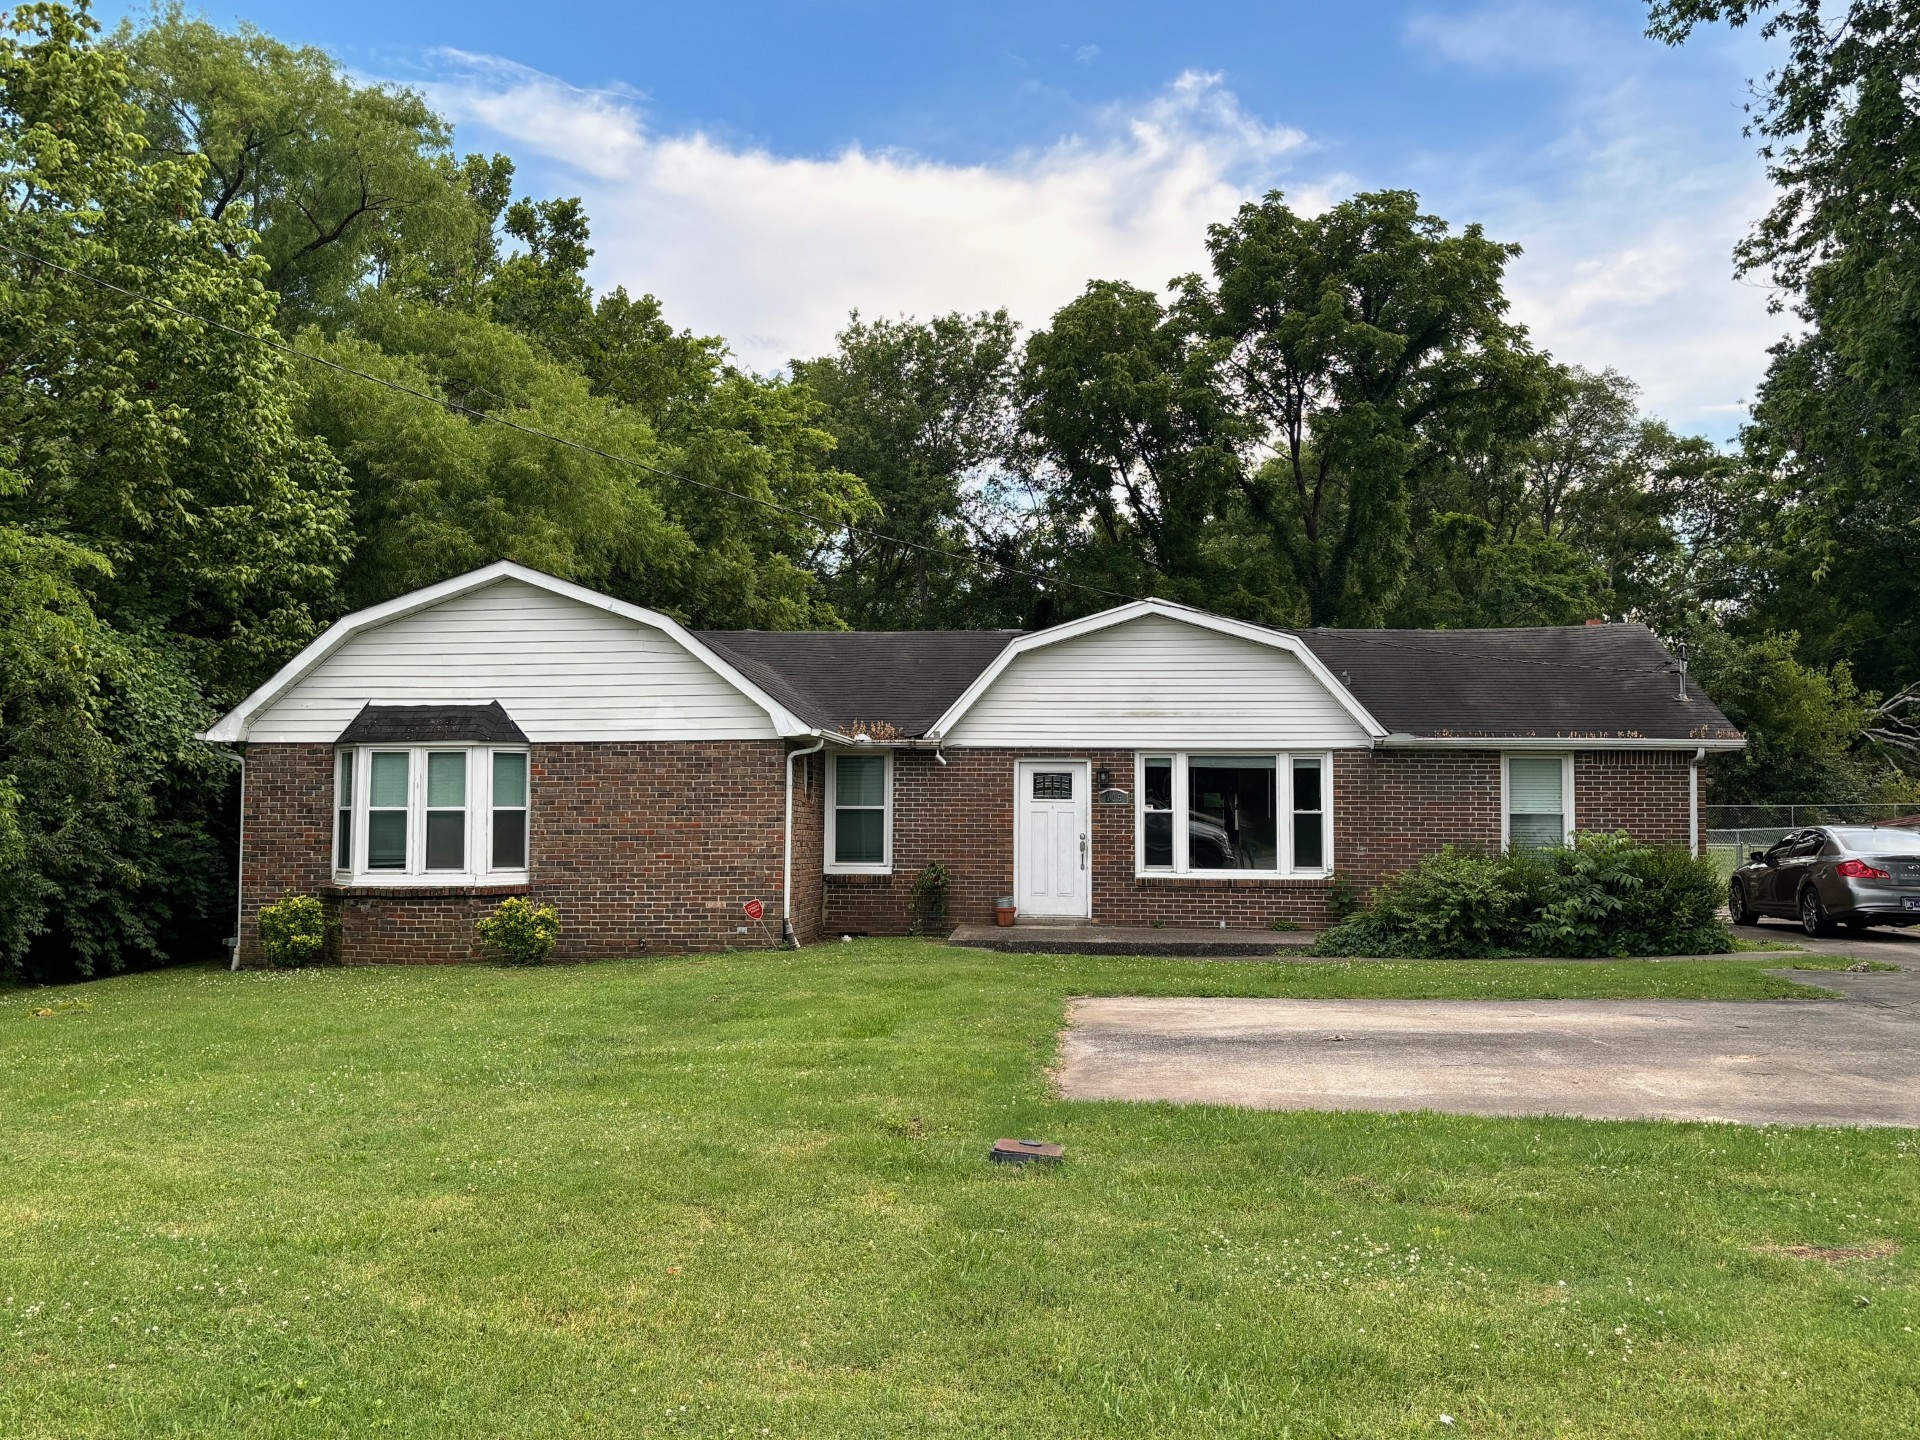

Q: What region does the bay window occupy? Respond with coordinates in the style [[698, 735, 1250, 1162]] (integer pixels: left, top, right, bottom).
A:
[[333, 745, 530, 883], [1136, 753, 1331, 877]]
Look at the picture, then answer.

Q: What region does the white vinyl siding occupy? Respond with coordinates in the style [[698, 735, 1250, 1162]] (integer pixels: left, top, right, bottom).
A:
[[1504, 754, 1574, 849], [248, 578, 777, 743], [942, 614, 1370, 748]]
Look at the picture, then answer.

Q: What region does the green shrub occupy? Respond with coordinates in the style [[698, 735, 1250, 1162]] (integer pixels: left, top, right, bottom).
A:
[[258, 894, 330, 968], [1311, 833, 1732, 959], [909, 862, 950, 936], [475, 897, 559, 965]]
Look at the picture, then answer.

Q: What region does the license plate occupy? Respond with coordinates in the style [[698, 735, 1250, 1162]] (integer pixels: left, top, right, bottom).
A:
[[1905, 897, 1920, 912]]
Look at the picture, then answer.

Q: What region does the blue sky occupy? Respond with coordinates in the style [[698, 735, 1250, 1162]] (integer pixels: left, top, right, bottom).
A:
[[101, 1, 1787, 437]]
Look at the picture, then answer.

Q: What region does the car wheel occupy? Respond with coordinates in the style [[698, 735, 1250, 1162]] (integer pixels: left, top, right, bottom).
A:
[[1800, 886, 1836, 938], [1728, 879, 1755, 926]]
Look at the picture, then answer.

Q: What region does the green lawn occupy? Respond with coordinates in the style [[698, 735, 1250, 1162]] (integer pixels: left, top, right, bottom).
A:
[[2, 943, 1915, 1439]]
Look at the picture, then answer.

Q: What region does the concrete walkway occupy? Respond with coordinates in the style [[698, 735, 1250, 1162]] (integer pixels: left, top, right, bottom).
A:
[[948, 923, 1315, 957], [1059, 960, 1920, 1128]]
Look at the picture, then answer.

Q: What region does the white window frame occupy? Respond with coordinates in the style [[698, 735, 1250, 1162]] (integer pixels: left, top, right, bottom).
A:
[[1134, 751, 1333, 879], [1501, 752, 1576, 850], [332, 744, 531, 886], [825, 747, 893, 874]]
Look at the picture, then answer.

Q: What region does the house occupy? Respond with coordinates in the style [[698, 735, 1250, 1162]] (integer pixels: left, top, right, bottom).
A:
[[201, 561, 1744, 964]]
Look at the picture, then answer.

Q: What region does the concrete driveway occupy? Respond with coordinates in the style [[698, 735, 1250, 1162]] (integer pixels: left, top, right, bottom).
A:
[[1059, 961, 1920, 1128]]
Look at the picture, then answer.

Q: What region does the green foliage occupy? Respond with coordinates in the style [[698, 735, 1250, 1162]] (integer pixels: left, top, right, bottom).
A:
[[257, 893, 329, 967], [475, 896, 559, 965], [113, 4, 500, 329], [1689, 629, 1880, 804], [908, 861, 951, 937], [795, 310, 1025, 627], [1312, 833, 1732, 959], [0, 2, 347, 981]]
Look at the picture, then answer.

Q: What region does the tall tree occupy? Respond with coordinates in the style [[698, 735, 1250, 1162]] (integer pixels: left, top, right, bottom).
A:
[[1020, 281, 1253, 615], [1650, 1, 1920, 693], [113, 4, 497, 328], [795, 310, 1026, 627], [1200, 190, 1559, 626], [0, 2, 350, 979]]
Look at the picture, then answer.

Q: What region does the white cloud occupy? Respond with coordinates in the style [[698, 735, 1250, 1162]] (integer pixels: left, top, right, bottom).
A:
[[412, 27, 1785, 436], [416, 57, 1311, 365]]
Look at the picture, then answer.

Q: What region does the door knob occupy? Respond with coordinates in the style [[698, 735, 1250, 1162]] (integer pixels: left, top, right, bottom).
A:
[[1079, 832, 1088, 869]]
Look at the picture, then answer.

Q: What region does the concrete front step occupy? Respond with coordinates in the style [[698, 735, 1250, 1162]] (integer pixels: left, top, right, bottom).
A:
[[947, 923, 1317, 957]]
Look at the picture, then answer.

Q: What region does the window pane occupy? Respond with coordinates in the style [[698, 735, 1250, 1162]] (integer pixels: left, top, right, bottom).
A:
[[835, 808, 885, 865], [836, 753, 885, 807], [427, 752, 466, 808], [1510, 813, 1565, 850], [1144, 811, 1173, 868], [1188, 758, 1277, 870], [1293, 812, 1325, 870], [1291, 757, 1323, 813], [1032, 771, 1073, 800], [492, 810, 528, 870], [425, 811, 465, 870], [1507, 757, 1563, 813], [370, 752, 409, 809], [367, 810, 407, 869], [492, 751, 527, 808], [338, 751, 353, 806], [1143, 759, 1172, 812], [336, 808, 352, 869]]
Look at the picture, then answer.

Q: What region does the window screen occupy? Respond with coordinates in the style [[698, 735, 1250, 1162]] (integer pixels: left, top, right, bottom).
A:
[[491, 752, 528, 870], [1142, 758, 1173, 869], [834, 753, 887, 865], [1507, 756, 1567, 849], [335, 751, 354, 871], [367, 752, 410, 869], [1291, 756, 1325, 870]]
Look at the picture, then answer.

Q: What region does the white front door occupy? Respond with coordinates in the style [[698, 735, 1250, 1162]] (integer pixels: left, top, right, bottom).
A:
[[1015, 761, 1090, 919]]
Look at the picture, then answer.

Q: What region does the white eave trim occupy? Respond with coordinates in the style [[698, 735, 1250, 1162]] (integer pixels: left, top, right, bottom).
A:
[[1378, 733, 1747, 752], [923, 599, 1390, 742], [197, 561, 814, 743]]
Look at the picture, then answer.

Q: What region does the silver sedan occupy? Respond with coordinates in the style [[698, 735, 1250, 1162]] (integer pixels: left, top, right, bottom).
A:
[[1729, 825, 1920, 936]]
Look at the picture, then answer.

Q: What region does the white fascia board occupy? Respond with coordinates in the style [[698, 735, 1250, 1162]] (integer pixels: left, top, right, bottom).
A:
[[197, 560, 813, 742], [1377, 733, 1747, 752], [923, 598, 1389, 741]]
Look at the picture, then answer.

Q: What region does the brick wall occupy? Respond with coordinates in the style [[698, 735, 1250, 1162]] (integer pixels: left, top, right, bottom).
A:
[[1575, 750, 1693, 846], [240, 740, 801, 965], [241, 739, 1703, 962], [823, 746, 1696, 934]]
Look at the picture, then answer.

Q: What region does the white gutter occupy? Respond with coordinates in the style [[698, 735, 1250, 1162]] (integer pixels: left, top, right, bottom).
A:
[[1689, 745, 1706, 857], [782, 736, 827, 949], [1376, 733, 1746, 753]]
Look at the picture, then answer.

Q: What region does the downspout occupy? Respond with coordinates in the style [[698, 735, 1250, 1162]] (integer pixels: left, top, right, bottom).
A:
[[1688, 746, 1705, 858], [231, 750, 246, 971], [783, 737, 827, 949]]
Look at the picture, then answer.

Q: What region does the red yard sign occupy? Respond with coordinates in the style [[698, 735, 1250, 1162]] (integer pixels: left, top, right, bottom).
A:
[[743, 899, 765, 921]]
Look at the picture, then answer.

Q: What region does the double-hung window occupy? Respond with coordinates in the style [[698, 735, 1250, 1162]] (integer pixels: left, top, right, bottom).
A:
[[1504, 754, 1573, 850], [333, 745, 531, 883], [1136, 753, 1331, 877], [827, 750, 891, 872]]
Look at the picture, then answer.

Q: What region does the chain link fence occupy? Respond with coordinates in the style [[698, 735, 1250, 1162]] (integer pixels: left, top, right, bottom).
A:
[[1705, 803, 1920, 875]]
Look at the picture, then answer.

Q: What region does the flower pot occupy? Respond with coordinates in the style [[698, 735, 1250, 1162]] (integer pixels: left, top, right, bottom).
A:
[[995, 904, 1018, 928]]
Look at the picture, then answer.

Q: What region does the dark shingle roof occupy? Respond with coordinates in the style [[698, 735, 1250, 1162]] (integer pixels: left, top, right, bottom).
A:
[[1290, 624, 1740, 741], [695, 616, 1739, 744], [338, 701, 528, 745], [695, 629, 1022, 736]]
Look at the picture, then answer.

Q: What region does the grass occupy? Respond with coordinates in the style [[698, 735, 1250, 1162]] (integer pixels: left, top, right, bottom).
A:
[[1, 941, 1915, 1439]]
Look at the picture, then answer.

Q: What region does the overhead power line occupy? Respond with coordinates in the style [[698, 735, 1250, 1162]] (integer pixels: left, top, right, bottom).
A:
[[0, 237, 1142, 607]]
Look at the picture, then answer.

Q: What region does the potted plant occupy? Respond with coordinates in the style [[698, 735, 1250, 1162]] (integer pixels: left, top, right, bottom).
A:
[[995, 895, 1017, 927]]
